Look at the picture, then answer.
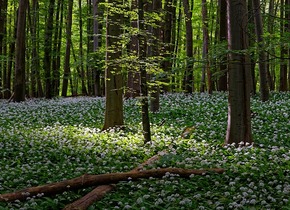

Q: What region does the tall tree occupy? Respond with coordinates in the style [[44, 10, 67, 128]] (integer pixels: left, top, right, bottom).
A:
[[139, 0, 151, 143], [217, 0, 227, 91], [43, 0, 55, 99], [225, 0, 253, 145], [125, 0, 141, 98], [183, 0, 194, 93], [252, 0, 269, 101], [61, 0, 73, 96], [103, 1, 124, 130], [0, 0, 8, 98], [280, 0, 288, 91], [200, 0, 211, 93], [14, 0, 28, 102]]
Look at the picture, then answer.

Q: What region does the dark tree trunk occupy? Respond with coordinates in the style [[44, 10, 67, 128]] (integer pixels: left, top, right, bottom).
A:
[[78, 0, 88, 96], [0, 0, 8, 98], [51, 0, 63, 97], [44, 0, 55, 99], [252, 0, 269, 101], [217, 0, 227, 91], [125, 0, 141, 98], [103, 0, 124, 130], [183, 0, 194, 93], [61, 0, 73, 97], [139, 0, 151, 144], [225, 0, 253, 146], [14, 0, 28, 102], [279, 0, 288, 91]]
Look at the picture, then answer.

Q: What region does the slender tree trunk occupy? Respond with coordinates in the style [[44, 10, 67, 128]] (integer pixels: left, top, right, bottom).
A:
[[44, 0, 55, 99], [78, 0, 88, 96], [279, 0, 288, 91], [61, 0, 73, 96], [14, 0, 28, 102], [150, 0, 162, 112], [0, 0, 8, 99], [139, 0, 151, 143], [183, 0, 194, 93], [51, 0, 63, 97], [225, 0, 253, 145], [103, 0, 124, 130], [125, 0, 141, 98], [217, 0, 227, 91], [200, 0, 211, 94], [252, 0, 269, 101]]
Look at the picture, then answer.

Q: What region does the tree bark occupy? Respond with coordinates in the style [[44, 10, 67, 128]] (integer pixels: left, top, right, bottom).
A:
[[14, 0, 28, 102], [183, 0, 194, 93], [63, 152, 165, 210], [217, 0, 227, 91], [225, 0, 253, 145], [102, 1, 124, 130], [44, 0, 55, 99], [61, 0, 73, 97], [252, 0, 269, 101], [139, 0, 151, 144], [0, 168, 224, 203]]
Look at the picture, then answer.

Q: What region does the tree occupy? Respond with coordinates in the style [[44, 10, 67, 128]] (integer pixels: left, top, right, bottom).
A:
[[103, 1, 124, 130], [182, 0, 194, 93], [252, 0, 269, 101], [225, 0, 253, 145], [14, 0, 28, 102], [217, 0, 227, 91], [61, 0, 73, 97], [139, 0, 151, 143], [43, 0, 55, 99]]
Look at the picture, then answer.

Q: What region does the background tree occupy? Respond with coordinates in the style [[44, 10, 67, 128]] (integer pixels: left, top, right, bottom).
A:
[[13, 0, 28, 102], [103, 1, 124, 130], [252, 0, 269, 101], [225, 0, 253, 145]]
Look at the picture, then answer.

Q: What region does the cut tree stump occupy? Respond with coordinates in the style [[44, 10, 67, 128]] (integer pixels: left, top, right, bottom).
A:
[[0, 168, 224, 203], [63, 151, 166, 210]]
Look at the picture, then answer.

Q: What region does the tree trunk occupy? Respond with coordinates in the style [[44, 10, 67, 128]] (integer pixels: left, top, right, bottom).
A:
[[0, 168, 224, 202], [103, 0, 124, 130], [183, 0, 194, 93], [61, 0, 73, 97], [51, 0, 63, 97], [217, 0, 227, 91], [44, 0, 55, 99], [139, 0, 151, 144], [14, 0, 28, 102], [225, 0, 253, 146], [125, 0, 141, 98], [279, 0, 288, 91], [0, 0, 7, 99], [252, 0, 269, 101], [78, 0, 88, 96]]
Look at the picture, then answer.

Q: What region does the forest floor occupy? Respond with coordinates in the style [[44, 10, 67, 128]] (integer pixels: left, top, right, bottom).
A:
[[0, 92, 289, 209]]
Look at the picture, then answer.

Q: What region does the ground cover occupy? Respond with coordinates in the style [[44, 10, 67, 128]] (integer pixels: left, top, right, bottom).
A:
[[0, 92, 289, 209]]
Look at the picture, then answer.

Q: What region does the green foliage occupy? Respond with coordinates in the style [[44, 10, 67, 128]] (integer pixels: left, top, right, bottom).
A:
[[0, 92, 289, 209]]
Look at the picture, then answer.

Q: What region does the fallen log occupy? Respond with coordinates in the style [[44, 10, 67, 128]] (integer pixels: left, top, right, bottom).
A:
[[63, 152, 165, 210], [0, 167, 224, 203]]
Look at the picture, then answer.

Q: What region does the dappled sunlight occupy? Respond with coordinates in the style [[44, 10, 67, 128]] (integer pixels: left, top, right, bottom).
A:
[[0, 93, 289, 209]]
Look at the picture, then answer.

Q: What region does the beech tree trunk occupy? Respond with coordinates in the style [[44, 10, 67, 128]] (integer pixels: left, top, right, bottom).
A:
[[252, 0, 269, 101], [225, 0, 253, 145], [102, 0, 124, 130], [183, 0, 194, 93], [0, 168, 224, 202], [14, 0, 28, 102]]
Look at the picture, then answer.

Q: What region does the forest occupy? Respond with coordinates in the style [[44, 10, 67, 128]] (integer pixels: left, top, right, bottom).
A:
[[0, 0, 290, 209]]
